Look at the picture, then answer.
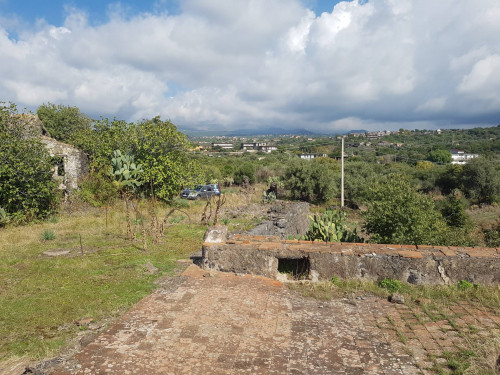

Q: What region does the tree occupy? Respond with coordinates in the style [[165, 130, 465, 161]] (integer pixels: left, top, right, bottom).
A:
[[439, 192, 469, 228], [74, 117, 132, 168], [364, 175, 446, 245], [131, 116, 200, 200], [427, 149, 452, 164], [234, 163, 256, 185], [0, 103, 59, 222], [37, 103, 92, 144], [284, 158, 338, 203], [461, 157, 499, 204], [436, 164, 462, 195]]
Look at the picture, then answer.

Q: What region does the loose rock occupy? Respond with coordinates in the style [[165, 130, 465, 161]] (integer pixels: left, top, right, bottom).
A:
[[390, 293, 405, 304]]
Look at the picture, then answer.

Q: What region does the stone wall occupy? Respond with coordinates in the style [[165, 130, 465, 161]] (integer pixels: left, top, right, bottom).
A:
[[9, 114, 89, 193], [247, 201, 310, 238], [41, 136, 89, 192], [202, 232, 500, 285]]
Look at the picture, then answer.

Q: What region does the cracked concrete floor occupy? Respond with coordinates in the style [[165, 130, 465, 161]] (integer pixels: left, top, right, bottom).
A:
[[50, 264, 428, 375]]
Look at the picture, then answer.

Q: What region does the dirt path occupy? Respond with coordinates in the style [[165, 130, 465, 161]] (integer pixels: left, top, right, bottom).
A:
[[49, 265, 425, 375]]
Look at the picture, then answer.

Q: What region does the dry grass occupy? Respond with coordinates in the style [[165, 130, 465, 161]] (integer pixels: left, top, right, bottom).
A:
[[0, 187, 265, 365]]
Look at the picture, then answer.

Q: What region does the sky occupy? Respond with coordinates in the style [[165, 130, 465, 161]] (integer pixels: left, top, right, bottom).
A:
[[1, 0, 499, 133]]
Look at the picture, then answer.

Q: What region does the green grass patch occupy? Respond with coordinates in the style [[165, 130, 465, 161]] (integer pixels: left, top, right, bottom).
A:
[[41, 229, 56, 241], [0, 203, 206, 363]]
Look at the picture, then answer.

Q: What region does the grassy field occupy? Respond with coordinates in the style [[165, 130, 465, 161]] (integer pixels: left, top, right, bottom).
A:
[[0, 187, 265, 365]]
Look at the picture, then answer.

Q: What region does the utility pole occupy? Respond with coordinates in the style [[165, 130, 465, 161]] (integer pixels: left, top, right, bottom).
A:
[[341, 136, 344, 208]]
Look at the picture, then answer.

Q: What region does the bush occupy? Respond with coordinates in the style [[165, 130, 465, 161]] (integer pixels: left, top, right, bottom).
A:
[[233, 163, 256, 185], [461, 157, 500, 204], [439, 193, 469, 228], [0, 207, 9, 226], [284, 158, 338, 203], [364, 175, 447, 245], [77, 166, 118, 207], [0, 103, 60, 222]]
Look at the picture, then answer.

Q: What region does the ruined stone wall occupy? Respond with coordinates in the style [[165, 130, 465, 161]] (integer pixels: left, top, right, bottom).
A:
[[247, 201, 310, 238], [9, 114, 89, 193], [41, 136, 89, 191], [202, 232, 500, 285]]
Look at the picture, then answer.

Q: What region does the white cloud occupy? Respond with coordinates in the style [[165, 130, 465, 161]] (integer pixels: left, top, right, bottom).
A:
[[0, 0, 499, 131], [416, 97, 447, 113], [458, 55, 500, 104]]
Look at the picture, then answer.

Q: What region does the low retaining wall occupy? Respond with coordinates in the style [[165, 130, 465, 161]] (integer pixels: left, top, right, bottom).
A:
[[202, 231, 500, 285]]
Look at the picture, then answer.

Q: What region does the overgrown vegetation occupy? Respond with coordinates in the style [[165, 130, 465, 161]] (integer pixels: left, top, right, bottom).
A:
[[0, 103, 60, 224]]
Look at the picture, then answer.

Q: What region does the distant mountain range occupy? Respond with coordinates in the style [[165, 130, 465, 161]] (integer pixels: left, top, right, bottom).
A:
[[178, 126, 365, 137]]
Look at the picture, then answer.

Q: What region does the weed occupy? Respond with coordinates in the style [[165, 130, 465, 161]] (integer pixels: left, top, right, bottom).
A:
[[171, 198, 189, 209], [169, 215, 185, 224], [132, 218, 144, 225], [467, 324, 479, 334], [442, 349, 476, 374], [386, 314, 396, 326], [222, 217, 230, 225], [457, 280, 474, 291], [378, 278, 409, 293], [331, 276, 339, 284], [42, 229, 55, 241], [48, 216, 59, 224]]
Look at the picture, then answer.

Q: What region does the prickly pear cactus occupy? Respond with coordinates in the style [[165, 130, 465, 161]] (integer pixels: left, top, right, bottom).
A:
[[304, 210, 362, 243], [110, 150, 144, 190]]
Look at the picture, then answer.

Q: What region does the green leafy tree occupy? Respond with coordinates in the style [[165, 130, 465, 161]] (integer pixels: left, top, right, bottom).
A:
[[37, 103, 92, 144], [427, 149, 452, 164], [285, 158, 338, 203], [131, 116, 200, 200], [0, 103, 59, 222], [436, 164, 463, 195], [73, 117, 132, 168], [440, 193, 469, 228], [364, 175, 446, 245], [234, 163, 256, 185], [461, 157, 499, 204]]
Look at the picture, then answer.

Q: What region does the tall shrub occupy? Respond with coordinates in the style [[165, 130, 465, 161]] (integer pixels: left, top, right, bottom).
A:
[[364, 175, 446, 245], [0, 103, 59, 222]]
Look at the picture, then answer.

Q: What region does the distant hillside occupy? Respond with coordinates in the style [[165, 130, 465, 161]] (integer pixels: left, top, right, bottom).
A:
[[179, 126, 315, 136]]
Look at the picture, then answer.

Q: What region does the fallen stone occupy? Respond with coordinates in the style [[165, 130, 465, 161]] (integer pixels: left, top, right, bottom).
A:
[[144, 261, 159, 275], [22, 367, 43, 375], [390, 293, 405, 304], [75, 318, 93, 327]]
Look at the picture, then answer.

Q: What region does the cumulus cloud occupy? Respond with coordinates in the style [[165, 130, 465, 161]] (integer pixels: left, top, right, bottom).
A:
[[0, 0, 499, 131]]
